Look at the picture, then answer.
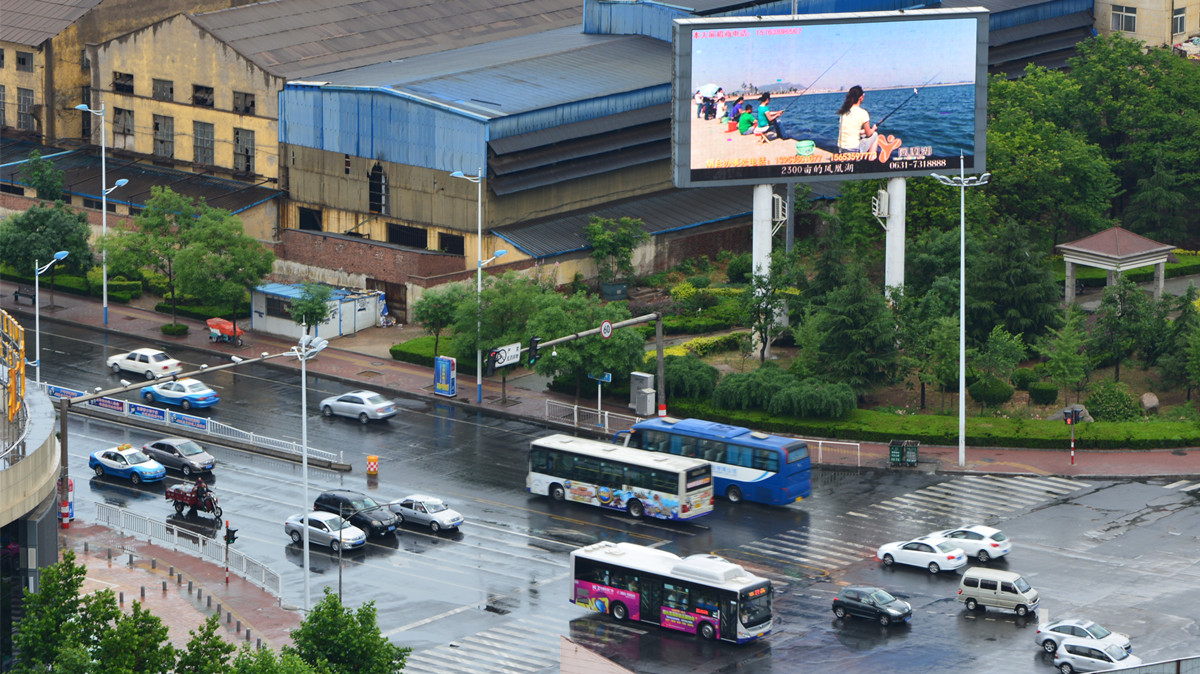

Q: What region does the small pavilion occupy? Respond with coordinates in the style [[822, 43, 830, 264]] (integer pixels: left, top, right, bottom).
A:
[[1055, 227, 1175, 304]]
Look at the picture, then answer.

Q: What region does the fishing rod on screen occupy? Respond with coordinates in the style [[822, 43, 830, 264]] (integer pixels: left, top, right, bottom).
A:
[[875, 72, 941, 127], [776, 46, 854, 114]]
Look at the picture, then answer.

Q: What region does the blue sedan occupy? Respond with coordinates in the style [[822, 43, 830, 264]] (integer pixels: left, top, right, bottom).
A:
[[89, 444, 167, 484], [140, 378, 220, 410]]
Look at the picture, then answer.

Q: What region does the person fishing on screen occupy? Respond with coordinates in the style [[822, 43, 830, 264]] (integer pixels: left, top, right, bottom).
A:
[[837, 85, 882, 155], [755, 93, 784, 144]]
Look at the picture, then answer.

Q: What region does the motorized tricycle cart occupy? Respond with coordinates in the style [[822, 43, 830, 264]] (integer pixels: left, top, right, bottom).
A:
[[206, 317, 244, 347], [165, 479, 222, 517]]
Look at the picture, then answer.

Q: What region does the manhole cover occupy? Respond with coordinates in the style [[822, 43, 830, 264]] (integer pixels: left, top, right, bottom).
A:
[[123, 316, 139, 321], [356, 370, 382, 378]]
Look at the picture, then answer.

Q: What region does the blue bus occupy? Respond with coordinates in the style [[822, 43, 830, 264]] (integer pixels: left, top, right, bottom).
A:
[[619, 418, 811, 506]]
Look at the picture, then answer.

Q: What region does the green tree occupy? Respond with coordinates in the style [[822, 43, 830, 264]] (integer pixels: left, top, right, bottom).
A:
[[1090, 275, 1153, 382], [92, 601, 177, 674], [787, 308, 823, 381], [285, 588, 409, 674], [740, 268, 787, 363], [1035, 306, 1091, 404], [1185, 324, 1200, 409], [228, 645, 317, 674], [968, 219, 1063, 346], [813, 264, 898, 397], [892, 282, 955, 410], [1156, 285, 1200, 398], [411, 282, 469, 356], [928, 315, 961, 412], [972, 326, 1026, 384], [584, 215, 648, 283], [176, 214, 275, 337], [175, 614, 237, 674], [0, 202, 95, 299], [526, 291, 645, 400], [663, 355, 719, 399], [290, 282, 334, 335], [1125, 152, 1192, 242], [20, 150, 65, 202]]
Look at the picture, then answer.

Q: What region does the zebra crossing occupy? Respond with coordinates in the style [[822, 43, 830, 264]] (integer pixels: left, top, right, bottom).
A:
[[738, 475, 1092, 574], [403, 603, 631, 674], [1162, 479, 1200, 492]]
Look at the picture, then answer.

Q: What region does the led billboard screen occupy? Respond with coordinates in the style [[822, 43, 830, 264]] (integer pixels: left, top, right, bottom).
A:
[[673, 9, 988, 187]]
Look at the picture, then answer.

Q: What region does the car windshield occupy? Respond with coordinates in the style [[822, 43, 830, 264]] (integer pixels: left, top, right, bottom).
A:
[[183, 382, 209, 393], [1105, 644, 1130, 661], [351, 497, 380, 511], [124, 451, 151, 465], [364, 394, 389, 405], [177, 441, 204, 456], [868, 589, 898, 605], [935, 541, 959, 553], [1014, 577, 1032, 593], [1087, 623, 1112, 639], [328, 517, 354, 532], [149, 353, 169, 362], [425, 501, 448, 513]]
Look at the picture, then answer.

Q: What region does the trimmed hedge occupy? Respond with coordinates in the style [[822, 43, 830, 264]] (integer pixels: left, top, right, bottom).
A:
[[389, 336, 475, 371], [1011, 368, 1038, 391], [154, 302, 251, 322], [161, 323, 190, 336], [1028, 382, 1059, 405]]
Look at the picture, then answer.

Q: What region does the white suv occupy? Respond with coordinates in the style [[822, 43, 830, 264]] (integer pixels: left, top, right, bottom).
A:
[[1054, 637, 1141, 673]]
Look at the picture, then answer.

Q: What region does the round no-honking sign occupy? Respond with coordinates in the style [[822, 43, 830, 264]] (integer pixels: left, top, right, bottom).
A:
[[601, 320, 613, 339]]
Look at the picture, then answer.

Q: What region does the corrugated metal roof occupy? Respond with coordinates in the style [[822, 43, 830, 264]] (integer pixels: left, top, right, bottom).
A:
[[191, 0, 584, 80], [494, 182, 842, 259], [320, 28, 670, 120], [255, 282, 363, 300], [0, 0, 103, 46], [0, 149, 282, 215]]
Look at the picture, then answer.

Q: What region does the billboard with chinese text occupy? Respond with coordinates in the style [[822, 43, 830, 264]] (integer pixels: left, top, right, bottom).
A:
[[673, 9, 988, 187]]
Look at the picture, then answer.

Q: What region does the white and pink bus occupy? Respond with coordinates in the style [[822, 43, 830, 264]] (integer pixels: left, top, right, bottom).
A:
[[570, 541, 773, 643]]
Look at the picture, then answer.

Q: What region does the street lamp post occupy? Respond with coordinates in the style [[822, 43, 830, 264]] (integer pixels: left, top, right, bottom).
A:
[[450, 169, 506, 404], [289, 331, 328, 612], [32, 251, 69, 384], [931, 155, 990, 468], [75, 104, 129, 326]]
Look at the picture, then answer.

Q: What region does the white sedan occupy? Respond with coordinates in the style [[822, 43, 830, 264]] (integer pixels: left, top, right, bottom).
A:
[[1035, 618, 1133, 655], [107, 348, 182, 380], [936, 525, 1012, 563], [877, 535, 967, 574]]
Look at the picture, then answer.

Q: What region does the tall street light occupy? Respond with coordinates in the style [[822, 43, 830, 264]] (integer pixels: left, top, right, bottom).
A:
[[288, 331, 328, 612], [75, 104, 129, 326], [931, 155, 990, 468], [450, 168, 507, 403], [32, 251, 69, 385]]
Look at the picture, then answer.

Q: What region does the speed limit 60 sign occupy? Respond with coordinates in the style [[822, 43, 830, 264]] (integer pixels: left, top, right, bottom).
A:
[[601, 320, 613, 339]]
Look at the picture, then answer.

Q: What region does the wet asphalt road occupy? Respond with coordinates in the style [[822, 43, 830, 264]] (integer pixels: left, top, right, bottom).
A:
[[40, 325, 1200, 672]]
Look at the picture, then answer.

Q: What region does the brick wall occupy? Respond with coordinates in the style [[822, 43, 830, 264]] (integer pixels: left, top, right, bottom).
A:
[[277, 229, 465, 285], [655, 219, 751, 271]]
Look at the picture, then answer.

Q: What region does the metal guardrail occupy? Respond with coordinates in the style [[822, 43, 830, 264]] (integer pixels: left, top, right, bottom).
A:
[[95, 503, 281, 598], [545, 400, 641, 434], [48, 384, 340, 463], [812, 439, 861, 467]]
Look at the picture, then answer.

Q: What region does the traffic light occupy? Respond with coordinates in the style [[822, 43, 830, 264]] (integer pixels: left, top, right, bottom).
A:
[[485, 349, 499, 377], [528, 337, 541, 366], [1064, 409, 1080, 425], [225, 521, 238, 545]]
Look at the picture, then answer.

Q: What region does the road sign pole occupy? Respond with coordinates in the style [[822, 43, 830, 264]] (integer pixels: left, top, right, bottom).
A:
[[1070, 424, 1075, 466]]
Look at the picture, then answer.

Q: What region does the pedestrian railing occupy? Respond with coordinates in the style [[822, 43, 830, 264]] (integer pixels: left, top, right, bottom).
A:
[[47, 384, 340, 464], [544, 400, 641, 435], [95, 503, 281, 599], [811, 439, 861, 467]]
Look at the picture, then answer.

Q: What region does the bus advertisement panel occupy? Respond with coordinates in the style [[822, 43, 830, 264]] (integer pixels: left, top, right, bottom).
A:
[[672, 9, 989, 187], [571, 541, 772, 644], [528, 435, 713, 521], [623, 417, 811, 506]]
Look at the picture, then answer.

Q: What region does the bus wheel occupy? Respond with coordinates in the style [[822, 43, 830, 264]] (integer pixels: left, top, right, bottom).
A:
[[699, 621, 717, 641], [550, 484, 565, 501], [627, 500, 644, 518], [611, 602, 628, 621], [726, 486, 743, 503]]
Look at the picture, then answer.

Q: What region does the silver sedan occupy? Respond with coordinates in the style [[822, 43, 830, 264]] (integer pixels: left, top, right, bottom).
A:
[[389, 494, 464, 533], [284, 511, 366, 552]]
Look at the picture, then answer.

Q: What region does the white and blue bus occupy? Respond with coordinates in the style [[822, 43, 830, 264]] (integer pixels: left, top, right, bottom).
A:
[[619, 417, 811, 506]]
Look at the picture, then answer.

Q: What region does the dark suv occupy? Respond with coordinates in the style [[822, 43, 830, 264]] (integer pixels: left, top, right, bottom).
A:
[[832, 586, 912, 626], [313, 490, 397, 537]]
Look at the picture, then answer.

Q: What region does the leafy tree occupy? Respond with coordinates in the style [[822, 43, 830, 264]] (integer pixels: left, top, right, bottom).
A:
[[106, 186, 217, 324], [0, 202, 95, 301], [1090, 275, 1153, 382], [812, 263, 898, 397], [892, 282, 956, 409], [1137, 292, 1174, 367], [1085, 379, 1142, 421], [228, 645, 317, 674], [20, 150, 65, 202], [968, 219, 1062, 346], [972, 326, 1026, 384], [285, 587, 409, 674], [175, 613, 237, 674], [663, 355, 719, 399], [1035, 306, 1091, 404], [713, 362, 795, 410], [1185, 324, 1200, 409], [92, 601, 177, 674], [290, 282, 334, 334], [767, 378, 857, 418], [787, 308, 822, 381], [1156, 285, 1200, 398], [928, 315, 961, 412], [1125, 152, 1191, 242], [740, 268, 787, 363], [175, 213, 275, 337], [411, 282, 469, 356], [526, 291, 645, 400], [584, 215, 648, 283]]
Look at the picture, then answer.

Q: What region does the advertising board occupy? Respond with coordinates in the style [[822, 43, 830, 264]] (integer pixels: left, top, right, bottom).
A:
[[673, 8, 989, 187]]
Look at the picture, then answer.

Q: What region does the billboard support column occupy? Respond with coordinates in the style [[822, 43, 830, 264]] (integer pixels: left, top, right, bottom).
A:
[[884, 177, 907, 297], [753, 184, 774, 358]]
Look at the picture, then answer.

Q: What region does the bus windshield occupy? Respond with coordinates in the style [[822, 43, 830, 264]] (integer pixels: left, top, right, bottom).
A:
[[740, 583, 772, 628]]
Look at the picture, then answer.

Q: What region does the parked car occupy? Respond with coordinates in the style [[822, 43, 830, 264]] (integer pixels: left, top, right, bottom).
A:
[[142, 438, 216, 476], [1053, 636, 1142, 673], [284, 511, 366, 552], [877, 535, 967, 574], [1035, 618, 1132, 655], [935, 525, 1011, 562], [140, 378, 219, 409], [831, 586, 912, 626], [319, 390, 397, 424], [389, 494, 464, 533], [313, 490, 397, 537], [88, 444, 167, 484], [107, 348, 182, 379]]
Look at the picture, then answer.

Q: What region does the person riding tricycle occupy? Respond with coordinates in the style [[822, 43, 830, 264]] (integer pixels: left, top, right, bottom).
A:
[[206, 318, 244, 347], [165, 478, 222, 517]]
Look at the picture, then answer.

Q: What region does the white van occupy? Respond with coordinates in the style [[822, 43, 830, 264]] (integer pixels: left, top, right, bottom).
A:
[[957, 567, 1039, 616]]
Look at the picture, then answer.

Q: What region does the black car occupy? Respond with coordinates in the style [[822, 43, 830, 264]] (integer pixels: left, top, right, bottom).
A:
[[832, 586, 912, 626], [313, 490, 397, 537]]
